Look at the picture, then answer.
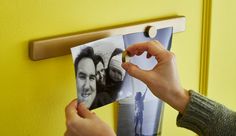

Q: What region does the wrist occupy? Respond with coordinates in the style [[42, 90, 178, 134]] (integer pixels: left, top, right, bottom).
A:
[[178, 89, 190, 113], [169, 88, 190, 113]]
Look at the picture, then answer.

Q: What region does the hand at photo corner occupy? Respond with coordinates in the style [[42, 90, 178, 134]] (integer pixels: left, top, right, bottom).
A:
[[65, 99, 116, 136], [121, 41, 190, 113]]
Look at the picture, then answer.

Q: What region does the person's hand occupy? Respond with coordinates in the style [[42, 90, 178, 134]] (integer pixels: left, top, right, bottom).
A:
[[65, 99, 116, 136], [122, 41, 189, 113]]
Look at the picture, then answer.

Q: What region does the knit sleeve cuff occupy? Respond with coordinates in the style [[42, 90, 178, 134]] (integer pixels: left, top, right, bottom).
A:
[[176, 90, 216, 135]]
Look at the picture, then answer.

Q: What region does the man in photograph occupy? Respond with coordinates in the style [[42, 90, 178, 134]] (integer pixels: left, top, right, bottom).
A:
[[74, 47, 97, 109], [94, 55, 106, 88]]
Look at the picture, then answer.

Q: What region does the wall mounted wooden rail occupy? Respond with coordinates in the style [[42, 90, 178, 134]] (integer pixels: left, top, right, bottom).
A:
[[29, 16, 186, 61]]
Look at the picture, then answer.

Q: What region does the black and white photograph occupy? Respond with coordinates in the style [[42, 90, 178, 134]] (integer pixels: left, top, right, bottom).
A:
[[71, 36, 133, 110], [117, 27, 173, 136]]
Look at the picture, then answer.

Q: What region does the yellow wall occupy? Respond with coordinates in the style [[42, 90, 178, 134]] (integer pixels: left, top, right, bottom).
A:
[[0, 0, 203, 136], [208, 1, 236, 110]]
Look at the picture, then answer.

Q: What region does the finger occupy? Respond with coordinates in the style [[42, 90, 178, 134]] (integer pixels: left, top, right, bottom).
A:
[[126, 40, 165, 58], [65, 99, 82, 134], [91, 111, 96, 115], [64, 130, 77, 136], [126, 40, 164, 56], [122, 62, 149, 82], [64, 130, 69, 136], [65, 99, 80, 122], [136, 50, 144, 56], [77, 102, 94, 119]]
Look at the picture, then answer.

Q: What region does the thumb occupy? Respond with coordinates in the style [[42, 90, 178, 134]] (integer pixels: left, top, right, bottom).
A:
[[122, 62, 148, 82], [77, 103, 93, 118]]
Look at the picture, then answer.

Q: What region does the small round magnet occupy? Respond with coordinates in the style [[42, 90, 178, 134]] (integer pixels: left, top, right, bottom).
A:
[[122, 51, 131, 63], [145, 26, 157, 39]]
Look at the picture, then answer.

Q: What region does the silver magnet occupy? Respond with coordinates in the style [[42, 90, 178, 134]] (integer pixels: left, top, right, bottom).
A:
[[146, 26, 157, 38]]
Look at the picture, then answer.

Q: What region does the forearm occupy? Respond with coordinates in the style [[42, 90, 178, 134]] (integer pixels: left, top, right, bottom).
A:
[[177, 90, 236, 136]]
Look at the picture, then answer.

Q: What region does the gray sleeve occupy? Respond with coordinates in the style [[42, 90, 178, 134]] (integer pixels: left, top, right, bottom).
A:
[[176, 90, 236, 136]]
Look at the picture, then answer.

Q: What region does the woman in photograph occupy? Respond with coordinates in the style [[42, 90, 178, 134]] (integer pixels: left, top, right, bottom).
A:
[[105, 48, 126, 101], [134, 89, 147, 136]]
